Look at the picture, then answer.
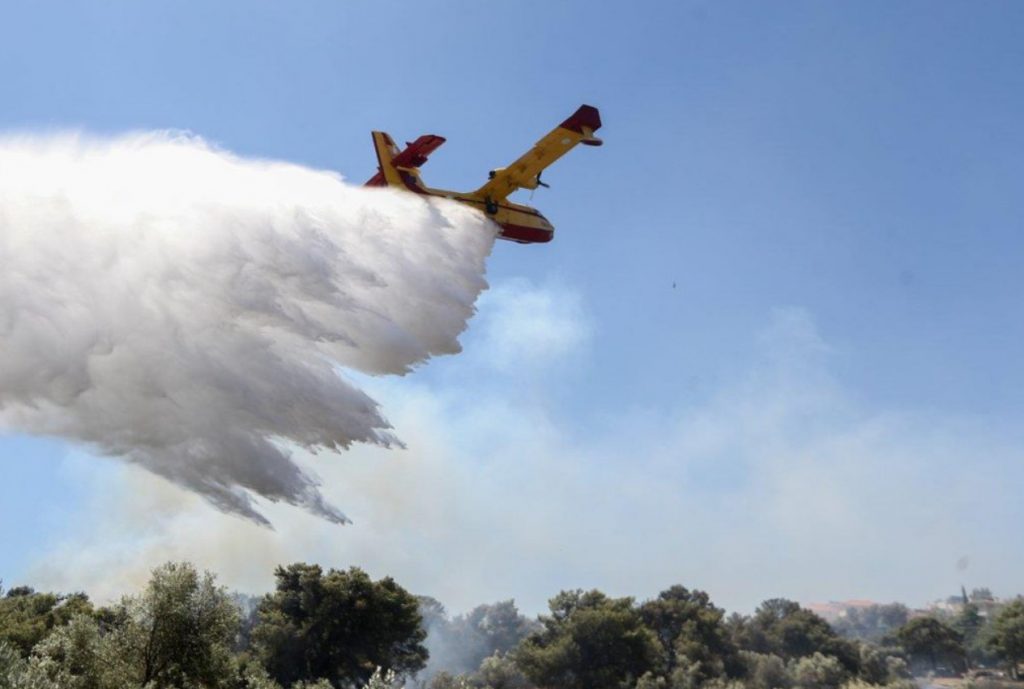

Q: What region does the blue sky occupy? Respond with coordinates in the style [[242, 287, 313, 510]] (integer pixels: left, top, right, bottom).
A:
[[2, 1, 1024, 612]]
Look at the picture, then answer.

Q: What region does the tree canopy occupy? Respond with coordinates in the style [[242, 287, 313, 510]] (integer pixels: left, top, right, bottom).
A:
[[895, 617, 964, 673], [731, 599, 859, 674], [640, 585, 742, 683], [109, 561, 240, 688], [516, 589, 660, 689], [253, 564, 427, 689], [988, 598, 1024, 679], [0, 586, 93, 656], [0, 564, 1016, 689]]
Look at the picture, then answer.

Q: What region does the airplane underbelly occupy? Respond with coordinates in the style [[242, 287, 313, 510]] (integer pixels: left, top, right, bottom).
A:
[[498, 222, 553, 243], [494, 207, 554, 244]]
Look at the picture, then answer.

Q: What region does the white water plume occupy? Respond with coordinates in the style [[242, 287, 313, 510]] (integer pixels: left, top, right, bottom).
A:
[[0, 132, 496, 526]]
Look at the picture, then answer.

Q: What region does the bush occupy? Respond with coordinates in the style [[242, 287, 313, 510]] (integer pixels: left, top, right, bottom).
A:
[[789, 653, 847, 689], [1, 642, 26, 687], [473, 653, 532, 689], [741, 651, 791, 689]]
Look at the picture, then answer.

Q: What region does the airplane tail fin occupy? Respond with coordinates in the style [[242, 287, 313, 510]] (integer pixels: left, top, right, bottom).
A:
[[366, 132, 445, 190], [366, 132, 401, 187]]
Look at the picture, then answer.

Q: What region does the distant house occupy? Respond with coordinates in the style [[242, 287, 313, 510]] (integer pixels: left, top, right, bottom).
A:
[[805, 599, 880, 623], [928, 587, 1002, 618]]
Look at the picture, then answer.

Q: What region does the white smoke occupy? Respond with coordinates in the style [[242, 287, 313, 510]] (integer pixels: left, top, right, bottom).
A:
[[0, 131, 496, 526]]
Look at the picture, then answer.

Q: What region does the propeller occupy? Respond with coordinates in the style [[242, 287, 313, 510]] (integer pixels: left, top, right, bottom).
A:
[[529, 172, 550, 201]]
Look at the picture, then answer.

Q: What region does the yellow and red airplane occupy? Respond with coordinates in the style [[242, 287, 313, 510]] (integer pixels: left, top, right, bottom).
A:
[[366, 104, 602, 244]]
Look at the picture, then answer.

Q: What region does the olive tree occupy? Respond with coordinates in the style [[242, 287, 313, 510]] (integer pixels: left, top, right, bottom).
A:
[[107, 562, 240, 688]]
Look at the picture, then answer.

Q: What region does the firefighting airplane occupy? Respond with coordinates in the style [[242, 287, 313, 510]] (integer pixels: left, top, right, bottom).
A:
[[366, 104, 602, 243]]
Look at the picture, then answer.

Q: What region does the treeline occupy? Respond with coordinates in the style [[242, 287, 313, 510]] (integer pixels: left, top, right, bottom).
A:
[[0, 563, 420, 689], [831, 597, 1020, 674], [1, 563, 1023, 689]]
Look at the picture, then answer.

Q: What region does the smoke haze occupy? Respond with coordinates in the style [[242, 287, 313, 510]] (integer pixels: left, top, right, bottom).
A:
[[0, 132, 495, 526], [25, 301, 1024, 615]]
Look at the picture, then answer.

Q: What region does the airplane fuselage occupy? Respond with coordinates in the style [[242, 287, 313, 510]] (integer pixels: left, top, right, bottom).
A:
[[367, 134, 554, 243], [398, 186, 554, 244], [429, 193, 554, 244]]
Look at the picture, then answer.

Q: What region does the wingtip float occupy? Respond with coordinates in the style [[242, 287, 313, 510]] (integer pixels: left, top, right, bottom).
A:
[[366, 104, 603, 244]]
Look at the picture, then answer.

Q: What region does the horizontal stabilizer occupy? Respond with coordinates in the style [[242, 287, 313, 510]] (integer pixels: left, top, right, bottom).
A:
[[392, 134, 446, 169], [367, 133, 445, 187]]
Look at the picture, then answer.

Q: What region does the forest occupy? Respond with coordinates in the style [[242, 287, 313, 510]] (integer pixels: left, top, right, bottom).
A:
[[1, 562, 1022, 689]]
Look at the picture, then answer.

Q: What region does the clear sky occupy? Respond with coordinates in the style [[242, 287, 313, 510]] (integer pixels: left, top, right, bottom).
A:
[[2, 1, 1024, 614]]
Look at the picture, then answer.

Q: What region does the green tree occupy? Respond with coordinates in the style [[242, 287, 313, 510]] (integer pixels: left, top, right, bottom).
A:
[[739, 651, 790, 689], [473, 652, 532, 689], [951, 603, 990, 668], [4, 614, 140, 689], [732, 600, 858, 674], [988, 598, 1024, 679], [0, 587, 93, 656], [515, 589, 660, 689], [236, 661, 286, 689], [24, 614, 108, 689], [788, 652, 847, 689], [456, 601, 535, 672], [253, 564, 427, 688], [108, 561, 240, 688], [640, 585, 741, 684], [895, 617, 964, 674], [856, 643, 910, 686], [1, 642, 27, 688]]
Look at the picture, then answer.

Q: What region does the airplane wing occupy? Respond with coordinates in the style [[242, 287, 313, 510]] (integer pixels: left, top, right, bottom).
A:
[[366, 134, 446, 186], [473, 105, 602, 202]]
